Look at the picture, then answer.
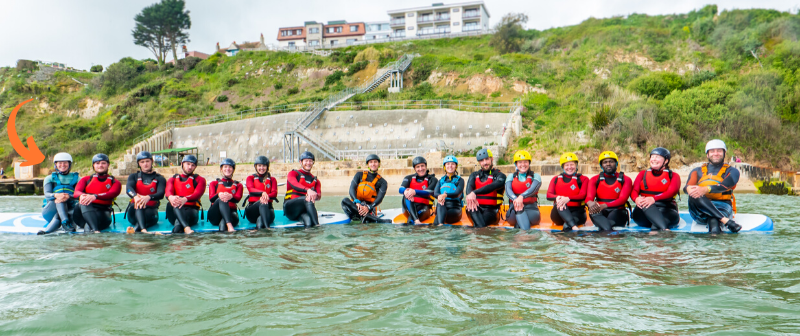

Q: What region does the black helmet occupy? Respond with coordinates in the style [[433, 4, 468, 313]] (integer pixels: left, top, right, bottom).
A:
[[220, 158, 236, 169], [366, 154, 380, 164], [299, 151, 315, 162], [476, 148, 493, 161], [181, 155, 198, 165], [412, 156, 427, 168], [649, 147, 671, 161], [254, 155, 270, 167], [92, 153, 110, 164], [136, 151, 153, 162]]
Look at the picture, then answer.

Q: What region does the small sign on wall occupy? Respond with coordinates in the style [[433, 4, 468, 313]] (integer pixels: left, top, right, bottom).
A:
[[219, 151, 227, 158]]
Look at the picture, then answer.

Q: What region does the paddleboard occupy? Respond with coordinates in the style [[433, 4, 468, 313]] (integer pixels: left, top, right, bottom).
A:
[[379, 205, 773, 233], [0, 210, 351, 235]]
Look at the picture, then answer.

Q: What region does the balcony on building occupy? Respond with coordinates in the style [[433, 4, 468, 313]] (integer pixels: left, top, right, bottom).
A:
[[392, 31, 406, 38], [462, 8, 481, 19], [462, 24, 482, 32], [418, 27, 451, 36], [391, 18, 405, 26]]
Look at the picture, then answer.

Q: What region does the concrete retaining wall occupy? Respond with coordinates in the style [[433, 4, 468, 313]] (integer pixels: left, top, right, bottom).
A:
[[169, 109, 517, 164]]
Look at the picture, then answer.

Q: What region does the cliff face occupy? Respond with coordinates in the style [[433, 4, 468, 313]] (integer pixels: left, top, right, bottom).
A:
[[2, 6, 800, 172]]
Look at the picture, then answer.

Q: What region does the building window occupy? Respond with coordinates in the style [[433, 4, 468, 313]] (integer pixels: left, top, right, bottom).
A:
[[330, 40, 339, 46], [288, 42, 295, 47], [281, 31, 287, 36], [296, 29, 302, 35], [327, 27, 342, 33], [350, 25, 358, 32], [346, 39, 357, 45], [309, 40, 319, 46], [309, 28, 319, 34], [382, 24, 390, 30]]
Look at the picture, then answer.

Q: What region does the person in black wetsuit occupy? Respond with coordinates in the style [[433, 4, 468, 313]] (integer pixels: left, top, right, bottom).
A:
[[341, 154, 391, 223], [73, 154, 122, 233], [433, 155, 465, 226], [125, 151, 167, 233], [465, 148, 506, 228], [400, 156, 438, 225], [546, 152, 589, 232], [684, 139, 742, 234], [165, 155, 207, 234], [630, 147, 681, 231], [284, 151, 322, 228], [244, 156, 278, 229], [505, 150, 542, 230], [207, 158, 243, 232]]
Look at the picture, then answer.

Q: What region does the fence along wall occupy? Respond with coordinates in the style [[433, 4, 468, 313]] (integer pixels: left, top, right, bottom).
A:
[[172, 108, 515, 163]]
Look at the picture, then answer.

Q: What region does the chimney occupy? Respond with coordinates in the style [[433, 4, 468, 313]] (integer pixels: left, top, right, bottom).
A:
[[260, 33, 264, 45], [216, 42, 220, 51]]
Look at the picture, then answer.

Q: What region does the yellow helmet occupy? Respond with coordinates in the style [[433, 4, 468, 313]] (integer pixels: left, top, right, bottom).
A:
[[513, 150, 532, 163], [598, 151, 618, 164], [559, 152, 579, 166]]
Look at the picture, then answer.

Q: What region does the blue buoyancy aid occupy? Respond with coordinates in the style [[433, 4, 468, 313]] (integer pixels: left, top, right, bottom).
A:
[[439, 175, 462, 206], [46, 172, 80, 200]]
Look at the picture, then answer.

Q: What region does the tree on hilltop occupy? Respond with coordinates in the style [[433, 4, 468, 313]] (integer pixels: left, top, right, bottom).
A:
[[132, 0, 191, 67], [161, 0, 191, 66], [490, 13, 529, 54]]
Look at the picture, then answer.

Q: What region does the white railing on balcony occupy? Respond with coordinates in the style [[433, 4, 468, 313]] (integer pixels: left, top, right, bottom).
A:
[[463, 25, 482, 32], [418, 16, 435, 23], [463, 11, 480, 18], [436, 15, 450, 21], [391, 19, 405, 25], [419, 28, 451, 35]]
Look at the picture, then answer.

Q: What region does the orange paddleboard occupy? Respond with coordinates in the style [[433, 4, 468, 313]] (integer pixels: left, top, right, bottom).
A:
[[390, 204, 595, 230]]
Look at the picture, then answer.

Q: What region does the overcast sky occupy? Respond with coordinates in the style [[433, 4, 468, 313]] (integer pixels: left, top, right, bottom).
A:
[[1, 0, 798, 70]]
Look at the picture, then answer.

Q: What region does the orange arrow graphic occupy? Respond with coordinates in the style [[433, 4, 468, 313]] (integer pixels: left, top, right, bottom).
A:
[[7, 99, 44, 167]]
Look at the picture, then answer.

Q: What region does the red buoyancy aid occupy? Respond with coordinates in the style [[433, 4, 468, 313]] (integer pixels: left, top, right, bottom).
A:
[[475, 172, 504, 206], [285, 170, 317, 200], [248, 174, 273, 203], [215, 178, 239, 209], [554, 173, 584, 207], [640, 169, 674, 197], [511, 173, 537, 204], [132, 172, 159, 207], [408, 175, 434, 205], [84, 174, 116, 206], [173, 174, 200, 207], [595, 173, 624, 207]]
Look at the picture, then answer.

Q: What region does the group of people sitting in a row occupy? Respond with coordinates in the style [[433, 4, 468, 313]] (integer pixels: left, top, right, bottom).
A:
[[39, 139, 741, 234]]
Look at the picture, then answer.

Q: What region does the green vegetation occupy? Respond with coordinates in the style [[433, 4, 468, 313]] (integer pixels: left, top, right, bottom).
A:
[[1, 5, 799, 171]]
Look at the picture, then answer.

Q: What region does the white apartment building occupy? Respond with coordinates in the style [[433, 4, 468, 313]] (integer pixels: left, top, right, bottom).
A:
[[387, 1, 490, 38], [364, 21, 393, 41]]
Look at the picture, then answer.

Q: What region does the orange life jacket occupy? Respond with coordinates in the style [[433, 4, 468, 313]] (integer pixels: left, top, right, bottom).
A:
[[355, 171, 380, 203], [698, 163, 736, 212]]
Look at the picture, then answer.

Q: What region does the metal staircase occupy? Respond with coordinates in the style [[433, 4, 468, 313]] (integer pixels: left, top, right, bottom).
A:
[[283, 54, 417, 162]]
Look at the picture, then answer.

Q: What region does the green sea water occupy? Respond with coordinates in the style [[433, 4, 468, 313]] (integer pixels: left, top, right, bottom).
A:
[[0, 194, 799, 335]]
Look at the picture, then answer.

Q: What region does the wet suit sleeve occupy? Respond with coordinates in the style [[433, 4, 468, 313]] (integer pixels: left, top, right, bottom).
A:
[[471, 171, 505, 195], [43, 176, 55, 199], [683, 168, 701, 193], [631, 171, 646, 200], [711, 168, 739, 193], [209, 180, 219, 203], [126, 174, 138, 198], [268, 177, 278, 200], [187, 176, 206, 202], [372, 177, 388, 207], [150, 175, 167, 201], [505, 176, 517, 200], [546, 176, 559, 201], [586, 175, 599, 203], [423, 175, 438, 196], [434, 178, 444, 197], [287, 170, 309, 193], [348, 172, 362, 201], [73, 176, 91, 198], [398, 174, 433, 197], [604, 175, 633, 208], [165, 176, 176, 198], [465, 172, 478, 195], [654, 173, 680, 201], [100, 179, 122, 200]]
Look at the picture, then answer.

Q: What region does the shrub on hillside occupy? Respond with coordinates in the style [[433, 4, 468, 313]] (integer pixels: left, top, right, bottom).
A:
[[274, 83, 283, 90], [611, 63, 645, 87], [178, 56, 203, 71], [522, 93, 557, 113], [216, 95, 228, 102], [591, 105, 617, 130], [517, 136, 533, 147], [100, 59, 141, 96], [325, 71, 344, 86], [347, 61, 368, 76], [355, 47, 381, 62], [287, 87, 299, 95], [90, 65, 103, 73], [411, 63, 432, 84], [473, 54, 485, 61], [285, 62, 296, 72], [195, 53, 222, 73], [627, 72, 683, 99], [490, 13, 528, 54]]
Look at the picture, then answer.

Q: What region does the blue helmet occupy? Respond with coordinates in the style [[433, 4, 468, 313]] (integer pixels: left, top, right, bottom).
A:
[[220, 158, 236, 169], [181, 155, 198, 165], [92, 153, 110, 164], [443, 155, 458, 166], [136, 151, 152, 162]]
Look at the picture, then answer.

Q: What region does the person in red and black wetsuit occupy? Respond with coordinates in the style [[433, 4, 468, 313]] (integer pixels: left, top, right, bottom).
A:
[[547, 152, 589, 232], [165, 155, 206, 234], [125, 151, 167, 233], [585, 151, 632, 231], [74, 153, 122, 233], [208, 158, 243, 232], [400, 156, 438, 225], [244, 156, 278, 229], [284, 151, 321, 228], [465, 149, 506, 228], [630, 147, 681, 231]]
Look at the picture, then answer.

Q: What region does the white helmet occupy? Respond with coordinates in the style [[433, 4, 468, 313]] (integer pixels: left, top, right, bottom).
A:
[[53, 152, 73, 163], [705, 139, 727, 153]]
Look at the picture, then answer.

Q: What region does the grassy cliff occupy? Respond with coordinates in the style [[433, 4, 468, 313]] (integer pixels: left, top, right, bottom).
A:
[[1, 5, 799, 172]]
